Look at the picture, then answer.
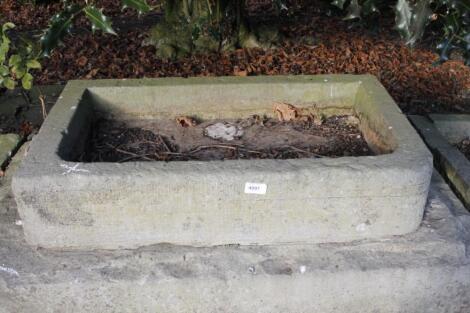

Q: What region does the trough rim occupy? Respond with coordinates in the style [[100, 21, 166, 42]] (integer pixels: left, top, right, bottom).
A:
[[14, 74, 432, 180]]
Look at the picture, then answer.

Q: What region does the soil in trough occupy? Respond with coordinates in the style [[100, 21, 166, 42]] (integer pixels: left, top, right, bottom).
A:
[[455, 138, 470, 160], [81, 114, 373, 162]]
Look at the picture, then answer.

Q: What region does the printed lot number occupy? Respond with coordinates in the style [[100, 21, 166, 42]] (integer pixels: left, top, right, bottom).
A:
[[244, 182, 267, 195]]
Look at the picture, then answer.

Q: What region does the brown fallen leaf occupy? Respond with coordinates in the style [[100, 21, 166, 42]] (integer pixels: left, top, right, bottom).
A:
[[85, 68, 99, 79], [313, 115, 323, 126], [253, 114, 264, 125], [273, 102, 299, 122], [76, 55, 88, 67], [176, 116, 197, 128], [19, 121, 33, 136], [9, 1, 469, 116], [233, 66, 248, 77]]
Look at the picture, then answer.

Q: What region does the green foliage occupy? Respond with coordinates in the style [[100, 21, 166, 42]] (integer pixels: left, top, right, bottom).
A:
[[84, 6, 117, 34], [147, 0, 246, 59], [122, 0, 152, 14], [0, 23, 41, 90], [39, 0, 125, 57], [145, 0, 280, 58], [331, 0, 469, 65], [434, 0, 469, 65], [33, 0, 470, 65], [40, 4, 82, 57]]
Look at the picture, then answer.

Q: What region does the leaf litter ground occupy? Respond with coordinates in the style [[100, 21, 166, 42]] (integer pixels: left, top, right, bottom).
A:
[[455, 138, 470, 161], [81, 113, 373, 162], [1, 0, 469, 116]]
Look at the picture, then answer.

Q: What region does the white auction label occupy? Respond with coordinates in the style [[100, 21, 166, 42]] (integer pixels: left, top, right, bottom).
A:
[[244, 182, 267, 195]]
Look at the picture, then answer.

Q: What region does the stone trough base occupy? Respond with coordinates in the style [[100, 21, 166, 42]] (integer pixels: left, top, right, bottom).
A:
[[1, 165, 470, 312], [411, 115, 470, 208]]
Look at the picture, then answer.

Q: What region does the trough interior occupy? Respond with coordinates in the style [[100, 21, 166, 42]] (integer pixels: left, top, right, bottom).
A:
[[58, 81, 396, 161]]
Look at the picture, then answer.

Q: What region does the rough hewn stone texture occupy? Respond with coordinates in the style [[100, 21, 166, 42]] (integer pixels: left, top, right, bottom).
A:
[[2, 170, 470, 313], [12, 75, 433, 249], [429, 114, 470, 144]]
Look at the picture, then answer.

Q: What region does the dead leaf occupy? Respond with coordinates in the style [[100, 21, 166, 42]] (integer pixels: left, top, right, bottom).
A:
[[8, 1, 470, 116], [85, 68, 99, 79], [273, 103, 299, 122], [19, 121, 33, 136], [299, 114, 312, 122], [313, 116, 323, 126], [253, 114, 264, 125], [233, 66, 248, 77], [176, 116, 197, 128], [76, 56, 88, 67]]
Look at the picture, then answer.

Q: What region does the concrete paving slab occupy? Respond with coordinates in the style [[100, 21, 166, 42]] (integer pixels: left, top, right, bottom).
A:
[[429, 114, 470, 144], [1, 168, 470, 312], [411, 115, 470, 209], [12, 75, 433, 249]]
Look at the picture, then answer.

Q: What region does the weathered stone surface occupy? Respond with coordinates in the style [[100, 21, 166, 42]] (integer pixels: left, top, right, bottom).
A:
[[411, 115, 470, 209], [12, 75, 433, 249], [429, 114, 470, 144], [0, 143, 28, 207], [1, 170, 470, 313], [0, 134, 20, 168]]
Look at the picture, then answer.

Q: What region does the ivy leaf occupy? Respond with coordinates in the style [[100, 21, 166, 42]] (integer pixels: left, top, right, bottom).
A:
[[13, 66, 27, 79], [8, 54, 21, 68], [40, 4, 82, 57], [0, 23, 14, 64], [83, 6, 117, 35], [3, 77, 15, 90], [331, 0, 347, 10], [0, 39, 9, 64], [2, 22, 15, 33], [121, 0, 151, 14], [0, 65, 9, 76], [21, 72, 33, 90], [26, 59, 41, 70]]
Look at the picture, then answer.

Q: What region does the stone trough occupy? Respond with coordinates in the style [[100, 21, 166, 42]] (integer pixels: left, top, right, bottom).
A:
[[12, 75, 433, 249]]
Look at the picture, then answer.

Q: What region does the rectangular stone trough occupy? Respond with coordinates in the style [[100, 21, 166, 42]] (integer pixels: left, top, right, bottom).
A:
[[12, 75, 433, 249]]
